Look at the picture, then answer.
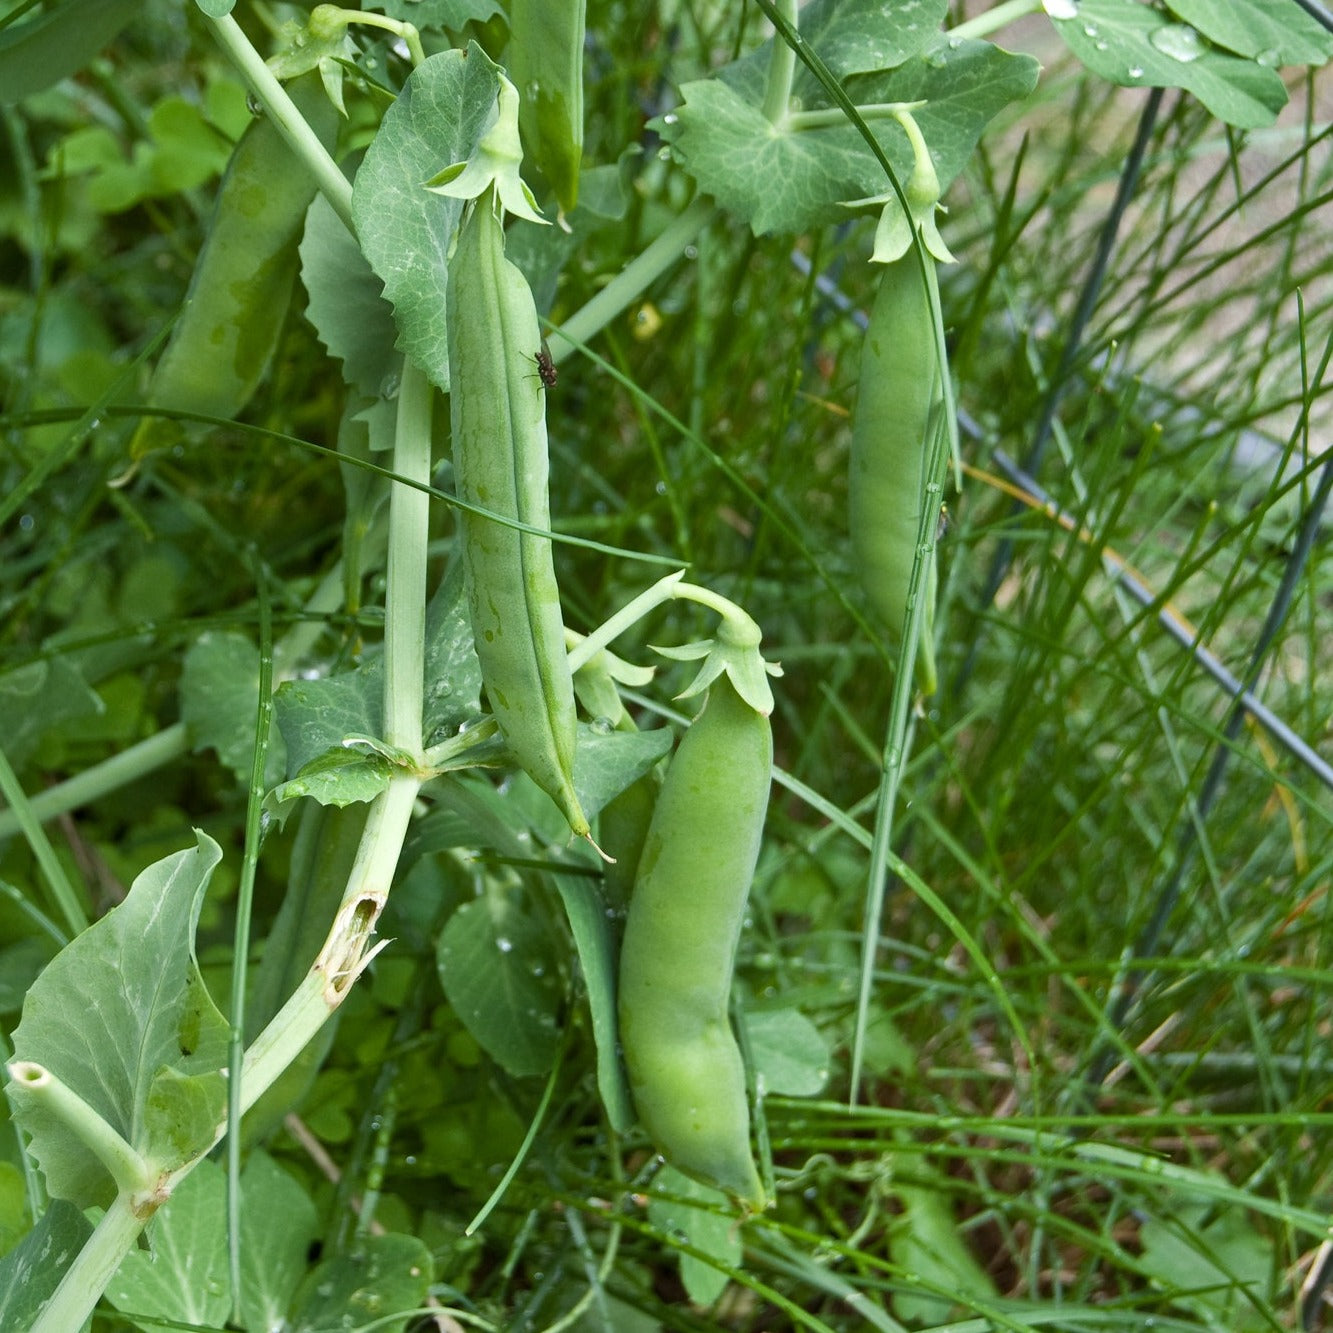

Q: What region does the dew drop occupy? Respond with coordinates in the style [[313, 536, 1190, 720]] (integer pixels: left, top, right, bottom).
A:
[[1043, 0, 1078, 19], [1256, 46, 1281, 67], [1150, 23, 1204, 63], [662, 112, 678, 125], [496, 935, 513, 953], [1126, 65, 1145, 79]]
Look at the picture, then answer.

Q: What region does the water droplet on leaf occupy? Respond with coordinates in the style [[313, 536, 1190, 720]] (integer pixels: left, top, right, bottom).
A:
[[1150, 23, 1204, 63]]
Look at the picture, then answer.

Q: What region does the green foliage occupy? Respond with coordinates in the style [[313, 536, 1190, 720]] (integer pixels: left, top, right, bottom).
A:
[[0, 0, 1330, 1329]]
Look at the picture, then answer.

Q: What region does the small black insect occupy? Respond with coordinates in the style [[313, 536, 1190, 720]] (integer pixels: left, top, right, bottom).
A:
[[533, 342, 558, 389]]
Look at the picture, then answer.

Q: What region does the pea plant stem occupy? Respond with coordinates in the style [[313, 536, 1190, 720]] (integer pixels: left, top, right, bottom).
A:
[[31, 1195, 145, 1333], [762, 0, 798, 124], [204, 12, 356, 234], [384, 361, 433, 758]]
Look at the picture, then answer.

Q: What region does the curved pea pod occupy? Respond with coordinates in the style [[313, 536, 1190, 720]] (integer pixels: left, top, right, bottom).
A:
[[617, 675, 770, 1207], [507, 0, 584, 213], [849, 254, 945, 694], [446, 196, 588, 839], [132, 72, 339, 456]]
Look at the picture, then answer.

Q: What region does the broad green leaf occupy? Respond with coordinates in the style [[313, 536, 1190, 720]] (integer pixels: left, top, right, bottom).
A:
[[238, 1152, 320, 1331], [746, 1008, 830, 1096], [181, 631, 286, 788], [273, 666, 384, 780], [0, 1200, 93, 1327], [550, 873, 634, 1134], [572, 723, 673, 822], [0, 1162, 28, 1257], [665, 34, 1038, 235], [351, 45, 503, 393], [0, 658, 103, 770], [888, 1160, 998, 1324], [105, 1162, 230, 1329], [647, 1165, 741, 1306], [289, 1232, 433, 1333], [1139, 1202, 1275, 1329], [7, 833, 228, 1207], [374, 0, 502, 25], [267, 747, 393, 812], [1164, 0, 1332, 67], [422, 562, 487, 746], [435, 892, 562, 1077], [299, 190, 400, 404], [1049, 0, 1288, 128], [0, 0, 138, 104], [723, 0, 949, 92]]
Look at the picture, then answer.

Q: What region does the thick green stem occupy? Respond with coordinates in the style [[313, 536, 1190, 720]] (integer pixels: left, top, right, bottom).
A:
[[241, 773, 421, 1110], [546, 198, 718, 365], [761, 0, 799, 124], [204, 12, 355, 233], [786, 102, 924, 133], [383, 362, 433, 758], [7, 1063, 149, 1197], [30, 1194, 145, 1333]]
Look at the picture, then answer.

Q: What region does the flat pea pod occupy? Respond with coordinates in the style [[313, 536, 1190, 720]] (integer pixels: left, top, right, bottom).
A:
[[132, 72, 339, 456], [617, 675, 770, 1207], [507, 0, 584, 213], [446, 195, 588, 839], [849, 253, 945, 694]]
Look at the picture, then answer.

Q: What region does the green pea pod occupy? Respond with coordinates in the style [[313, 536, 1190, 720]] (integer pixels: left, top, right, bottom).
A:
[[618, 675, 770, 1207], [849, 254, 945, 694], [132, 72, 339, 457], [446, 195, 588, 839], [507, 0, 584, 213]]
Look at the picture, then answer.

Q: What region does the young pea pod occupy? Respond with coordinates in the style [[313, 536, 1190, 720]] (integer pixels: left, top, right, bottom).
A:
[[617, 674, 770, 1207], [849, 253, 945, 694], [507, 0, 584, 212], [446, 195, 588, 839], [132, 72, 339, 456]]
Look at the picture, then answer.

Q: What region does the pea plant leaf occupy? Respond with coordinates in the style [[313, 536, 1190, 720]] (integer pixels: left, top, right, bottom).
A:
[[1164, 0, 1332, 66], [0, 1200, 94, 1329], [372, 0, 503, 26], [300, 191, 401, 405], [422, 560, 486, 746], [550, 870, 635, 1134], [435, 889, 563, 1077], [1047, 0, 1288, 128], [0, 658, 103, 769], [237, 1151, 321, 1331], [180, 631, 286, 788], [105, 1160, 231, 1330], [269, 563, 485, 813], [571, 723, 673, 822], [646, 1166, 742, 1308], [351, 43, 503, 394], [288, 1232, 433, 1333], [664, 29, 1039, 235], [6, 833, 228, 1208], [746, 1007, 831, 1096], [103, 1152, 319, 1333], [0, 0, 139, 105]]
